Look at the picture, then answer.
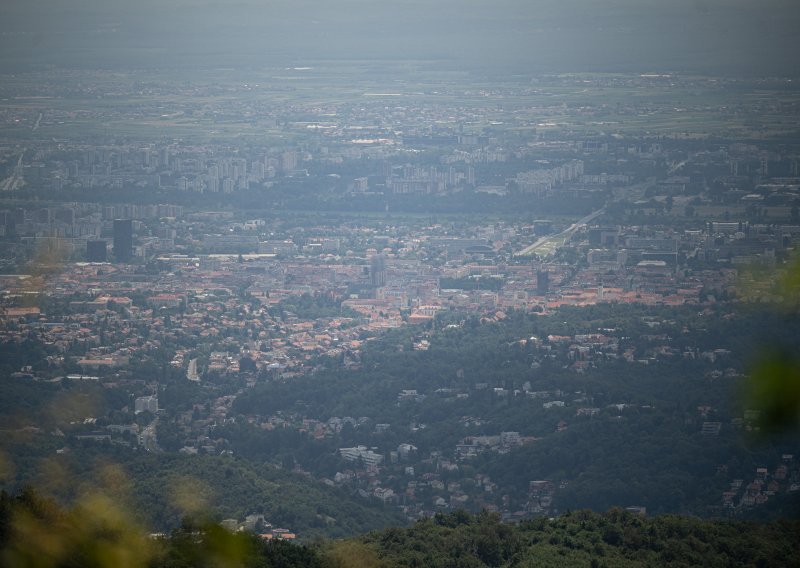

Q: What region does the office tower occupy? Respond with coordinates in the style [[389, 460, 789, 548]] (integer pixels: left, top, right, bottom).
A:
[[370, 254, 386, 287], [536, 270, 549, 295], [86, 240, 108, 262], [280, 150, 297, 173], [158, 147, 170, 168], [113, 219, 133, 262]]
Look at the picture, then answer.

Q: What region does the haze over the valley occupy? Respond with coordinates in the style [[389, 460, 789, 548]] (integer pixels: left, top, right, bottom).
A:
[[2, 0, 799, 76]]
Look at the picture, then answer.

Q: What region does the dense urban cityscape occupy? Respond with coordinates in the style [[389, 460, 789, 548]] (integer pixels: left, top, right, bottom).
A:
[[1, 1, 799, 565]]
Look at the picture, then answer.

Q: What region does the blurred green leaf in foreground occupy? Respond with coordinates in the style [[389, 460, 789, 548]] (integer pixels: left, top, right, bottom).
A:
[[747, 256, 800, 433]]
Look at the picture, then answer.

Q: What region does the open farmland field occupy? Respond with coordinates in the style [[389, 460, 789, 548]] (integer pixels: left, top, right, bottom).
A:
[[1, 65, 798, 144]]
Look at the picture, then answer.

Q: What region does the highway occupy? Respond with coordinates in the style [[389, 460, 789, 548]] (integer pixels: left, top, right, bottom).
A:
[[516, 207, 605, 257], [140, 417, 161, 453], [0, 150, 25, 191], [187, 358, 200, 382]]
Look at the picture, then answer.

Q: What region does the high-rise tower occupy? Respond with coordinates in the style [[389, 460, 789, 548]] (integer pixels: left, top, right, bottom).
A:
[[536, 270, 549, 295], [86, 240, 108, 262], [113, 219, 133, 262], [370, 254, 386, 287]]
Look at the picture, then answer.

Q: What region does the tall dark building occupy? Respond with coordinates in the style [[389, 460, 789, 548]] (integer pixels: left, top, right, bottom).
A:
[[536, 270, 549, 295], [86, 240, 108, 263], [113, 219, 133, 262], [370, 254, 386, 287]]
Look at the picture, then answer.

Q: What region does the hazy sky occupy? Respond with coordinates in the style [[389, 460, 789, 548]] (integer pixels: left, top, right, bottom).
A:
[[1, 0, 799, 75]]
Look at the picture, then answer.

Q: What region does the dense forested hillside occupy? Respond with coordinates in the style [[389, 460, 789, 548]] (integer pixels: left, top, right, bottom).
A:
[[229, 304, 800, 520], [354, 509, 800, 568], [2, 491, 798, 568], [1, 303, 797, 537], [0, 441, 405, 539]]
